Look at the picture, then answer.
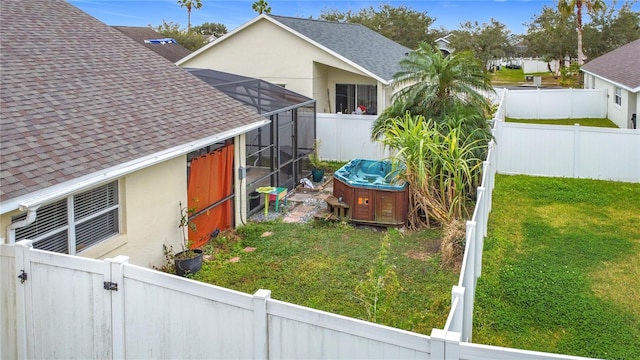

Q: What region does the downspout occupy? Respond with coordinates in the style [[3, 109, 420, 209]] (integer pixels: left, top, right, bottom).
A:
[[6, 204, 40, 244]]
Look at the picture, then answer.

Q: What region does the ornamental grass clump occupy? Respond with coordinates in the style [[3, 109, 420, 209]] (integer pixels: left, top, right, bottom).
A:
[[440, 219, 466, 269], [379, 113, 485, 229]]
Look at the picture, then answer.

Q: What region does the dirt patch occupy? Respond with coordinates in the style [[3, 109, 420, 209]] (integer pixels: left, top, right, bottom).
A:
[[404, 250, 430, 261], [404, 239, 441, 261]]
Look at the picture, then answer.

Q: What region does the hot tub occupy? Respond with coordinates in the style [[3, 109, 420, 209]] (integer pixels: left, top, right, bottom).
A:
[[333, 159, 408, 226]]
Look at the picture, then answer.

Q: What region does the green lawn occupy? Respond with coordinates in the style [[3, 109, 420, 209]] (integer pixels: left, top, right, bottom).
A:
[[490, 67, 561, 87], [191, 221, 459, 334], [474, 175, 640, 359], [506, 117, 619, 128]]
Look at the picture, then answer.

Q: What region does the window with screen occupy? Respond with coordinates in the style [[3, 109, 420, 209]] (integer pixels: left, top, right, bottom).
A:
[[13, 181, 120, 254]]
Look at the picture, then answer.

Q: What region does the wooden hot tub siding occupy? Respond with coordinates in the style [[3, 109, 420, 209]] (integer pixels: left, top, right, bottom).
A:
[[332, 178, 408, 226]]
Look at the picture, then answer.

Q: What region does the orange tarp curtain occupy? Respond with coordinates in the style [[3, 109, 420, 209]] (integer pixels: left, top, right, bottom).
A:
[[187, 144, 234, 248]]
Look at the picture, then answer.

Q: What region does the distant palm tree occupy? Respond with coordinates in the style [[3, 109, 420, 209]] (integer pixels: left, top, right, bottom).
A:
[[177, 0, 203, 31], [558, 0, 605, 65], [252, 0, 271, 15]]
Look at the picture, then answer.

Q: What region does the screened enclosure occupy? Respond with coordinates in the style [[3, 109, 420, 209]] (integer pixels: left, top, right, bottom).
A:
[[187, 69, 317, 216]]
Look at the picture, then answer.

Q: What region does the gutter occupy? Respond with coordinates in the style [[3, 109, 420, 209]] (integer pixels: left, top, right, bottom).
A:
[[6, 205, 40, 244], [1, 119, 270, 214], [581, 69, 640, 93]]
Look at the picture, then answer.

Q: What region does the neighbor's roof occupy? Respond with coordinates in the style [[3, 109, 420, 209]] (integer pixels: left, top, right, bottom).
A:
[[0, 0, 267, 209], [113, 26, 192, 63], [179, 14, 412, 84], [268, 15, 411, 82], [581, 39, 640, 93]]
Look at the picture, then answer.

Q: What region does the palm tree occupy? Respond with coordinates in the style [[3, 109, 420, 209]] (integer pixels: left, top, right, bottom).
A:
[[177, 0, 203, 31], [371, 42, 494, 142], [252, 0, 271, 15], [558, 0, 605, 65]]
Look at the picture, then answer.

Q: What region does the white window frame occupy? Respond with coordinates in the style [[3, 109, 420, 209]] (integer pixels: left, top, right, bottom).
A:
[[614, 87, 622, 106], [12, 181, 120, 254]]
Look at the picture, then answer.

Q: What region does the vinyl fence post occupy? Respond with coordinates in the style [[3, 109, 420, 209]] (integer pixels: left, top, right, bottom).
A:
[[105, 256, 129, 360], [430, 329, 461, 360], [14, 240, 33, 360], [253, 289, 271, 359], [569, 88, 574, 118], [430, 329, 446, 360], [573, 124, 581, 177], [445, 331, 462, 360]]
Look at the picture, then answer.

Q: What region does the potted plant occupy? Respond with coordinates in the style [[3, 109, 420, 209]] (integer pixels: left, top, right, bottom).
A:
[[174, 202, 203, 277], [309, 139, 328, 183]]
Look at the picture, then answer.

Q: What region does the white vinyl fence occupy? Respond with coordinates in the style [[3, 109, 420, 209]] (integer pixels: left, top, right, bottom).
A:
[[1, 241, 433, 359], [316, 113, 391, 162], [505, 88, 607, 119], [522, 59, 560, 74], [495, 121, 640, 182], [0, 239, 594, 360]]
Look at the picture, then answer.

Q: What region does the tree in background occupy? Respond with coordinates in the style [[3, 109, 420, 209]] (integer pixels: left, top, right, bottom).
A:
[[177, 0, 203, 31], [582, 0, 640, 60], [449, 19, 513, 70], [523, 6, 576, 76], [191, 22, 228, 37], [319, 5, 444, 49], [558, 0, 605, 65], [150, 20, 207, 51], [252, 0, 271, 15]]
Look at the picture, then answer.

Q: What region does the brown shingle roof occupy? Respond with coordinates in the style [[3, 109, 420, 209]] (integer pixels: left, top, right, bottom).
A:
[[581, 39, 640, 92], [0, 0, 265, 205], [113, 26, 193, 63]]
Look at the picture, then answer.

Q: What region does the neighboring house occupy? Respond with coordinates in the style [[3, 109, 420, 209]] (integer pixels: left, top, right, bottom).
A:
[[113, 26, 192, 63], [581, 39, 640, 129], [177, 14, 413, 115], [0, 0, 271, 268], [435, 34, 453, 56]]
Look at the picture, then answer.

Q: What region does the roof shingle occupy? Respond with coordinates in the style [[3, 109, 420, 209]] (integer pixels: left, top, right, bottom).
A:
[[113, 26, 193, 63], [581, 39, 640, 92], [268, 15, 412, 82], [0, 0, 265, 205]]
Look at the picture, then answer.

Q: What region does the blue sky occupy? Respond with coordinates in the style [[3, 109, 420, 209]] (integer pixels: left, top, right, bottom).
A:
[[69, 0, 633, 35]]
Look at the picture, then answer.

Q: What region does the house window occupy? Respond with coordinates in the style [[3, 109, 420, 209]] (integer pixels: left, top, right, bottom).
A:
[[336, 84, 377, 115], [614, 87, 622, 106], [12, 181, 120, 254]]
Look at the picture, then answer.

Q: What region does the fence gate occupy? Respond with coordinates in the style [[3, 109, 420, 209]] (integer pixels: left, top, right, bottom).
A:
[[11, 241, 118, 359]]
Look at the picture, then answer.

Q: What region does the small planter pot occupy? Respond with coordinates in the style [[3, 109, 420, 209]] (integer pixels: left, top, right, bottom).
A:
[[311, 168, 325, 183], [174, 249, 204, 277]]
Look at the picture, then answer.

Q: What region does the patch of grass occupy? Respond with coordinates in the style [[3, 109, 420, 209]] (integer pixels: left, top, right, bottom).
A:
[[192, 220, 458, 334], [323, 160, 348, 173], [506, 117, 618, 128], [474, 175, 640, 359], [490, 68, 560, 87], [491, 67, 525, 84]]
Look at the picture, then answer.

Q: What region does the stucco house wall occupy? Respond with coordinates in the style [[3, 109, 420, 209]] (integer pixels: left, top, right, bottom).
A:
[[581, 39, 639, 129], [589, 76, 635, 129]]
